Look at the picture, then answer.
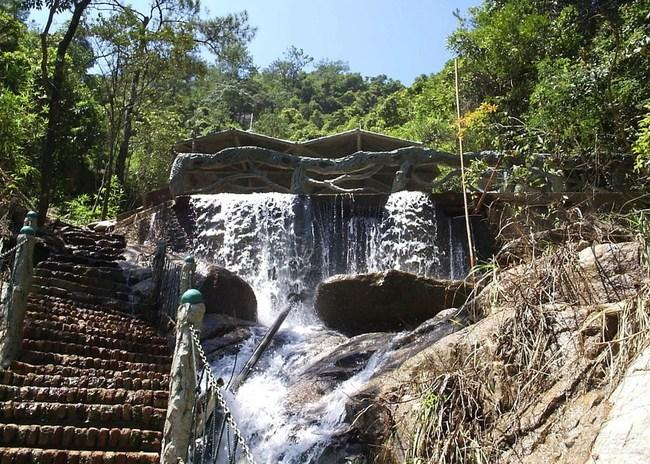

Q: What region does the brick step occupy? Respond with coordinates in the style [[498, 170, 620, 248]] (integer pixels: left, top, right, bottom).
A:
[[23, 319, 167, 346], [26, 295, 156, 329], [21, 340, 170, 366], [8, 362, 168, 383], [29, 286, 151, 317], [60, 229, 126, 246], [18, 351, 170, 374], [65, 238, 124, 250], [0, 448, 159, 464], [31, 278, 133, 304], [68, 249, 125, 262], [33, 269, 131, 294], [0, 424, 161, 452], [49, 253, 120, 270], [23, 326, 168, 356], [37, 260, 127, 284], [0, 400, 166, 430], [0, 385, 168, 408], [1, 370, 167, 391], [24, 311, 160, 341]]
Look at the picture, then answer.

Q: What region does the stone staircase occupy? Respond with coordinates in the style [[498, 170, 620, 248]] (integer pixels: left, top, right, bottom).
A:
[[0, 225, 171, 463]]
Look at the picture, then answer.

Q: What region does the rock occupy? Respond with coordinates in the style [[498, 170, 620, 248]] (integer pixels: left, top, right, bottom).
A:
[[199, 311, 260, 358], [198, 266, 257, 322], [314, 269, 470, 335], [577, 242, 642, 304], [588, 346, 650, 464]]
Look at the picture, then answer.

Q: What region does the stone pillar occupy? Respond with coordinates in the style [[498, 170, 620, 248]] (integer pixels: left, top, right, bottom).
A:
[[179, 255, 196, 295], [0, 225, 36, 367], [161, 289, 206, 464]]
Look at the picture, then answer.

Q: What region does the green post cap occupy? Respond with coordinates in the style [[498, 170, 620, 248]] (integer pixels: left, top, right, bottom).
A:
[[180, 288, 203, 304], [19, 226, 35, 236], [26, 211, 38, 219], [183, 255, 195, 264]]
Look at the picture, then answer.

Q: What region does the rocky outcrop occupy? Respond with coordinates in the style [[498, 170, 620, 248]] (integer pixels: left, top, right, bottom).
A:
[[314, 269, 470, 335], [311, 240, 649, 463], [577, 242, 642, 303], [199, 266, 257, 322]]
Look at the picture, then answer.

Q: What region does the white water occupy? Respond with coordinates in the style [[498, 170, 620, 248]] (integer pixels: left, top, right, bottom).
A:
[[190, 192, 468, 462]]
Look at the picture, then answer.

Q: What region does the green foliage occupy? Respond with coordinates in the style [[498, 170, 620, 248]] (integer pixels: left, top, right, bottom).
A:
[[634, 106, 650, 173], [0, 11, 42, 192], [61, 176, 124, 226], [2, 0, 649, 220]]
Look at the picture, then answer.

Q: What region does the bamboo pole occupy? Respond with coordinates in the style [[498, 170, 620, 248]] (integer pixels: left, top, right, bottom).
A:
[[454, 59, 476, 270]]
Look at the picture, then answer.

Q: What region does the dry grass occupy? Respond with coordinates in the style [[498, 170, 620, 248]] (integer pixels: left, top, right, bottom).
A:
[[385, 208, 650, 464]]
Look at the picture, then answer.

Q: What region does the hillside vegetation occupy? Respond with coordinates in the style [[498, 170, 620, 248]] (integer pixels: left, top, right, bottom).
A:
[[0, 0, 648, 221]]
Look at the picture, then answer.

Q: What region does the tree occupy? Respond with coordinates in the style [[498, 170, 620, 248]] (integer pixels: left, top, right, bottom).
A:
[[27, 0, 93, 224], [89, 0, 253, 214]]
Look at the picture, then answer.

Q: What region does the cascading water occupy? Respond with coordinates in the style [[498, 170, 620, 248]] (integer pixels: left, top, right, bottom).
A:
[[190, 191, 472, 462]]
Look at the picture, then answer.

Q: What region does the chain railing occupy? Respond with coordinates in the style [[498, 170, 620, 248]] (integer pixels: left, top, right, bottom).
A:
[[0, 237, 24, 326], [160, 256, 183, 322], [188, 325, 256, 464], [151, 242, 196, 325]]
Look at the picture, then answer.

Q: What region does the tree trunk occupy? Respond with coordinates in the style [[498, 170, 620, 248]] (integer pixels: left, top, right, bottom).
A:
[[114, 17, 149, 185], [37, 0, 92, 225], [114, 68, 140, 185]]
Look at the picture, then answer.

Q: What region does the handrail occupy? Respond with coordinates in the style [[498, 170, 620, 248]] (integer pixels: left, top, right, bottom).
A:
[[0, 211, 38, 367], [159, 282, 256, 464]]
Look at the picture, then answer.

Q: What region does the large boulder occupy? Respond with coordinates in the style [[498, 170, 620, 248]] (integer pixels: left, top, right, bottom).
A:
[[199, 265, 257, 322], [314, 269, 470, 335]]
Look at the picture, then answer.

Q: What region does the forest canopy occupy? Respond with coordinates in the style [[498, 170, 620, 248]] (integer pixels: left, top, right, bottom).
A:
[[0, 0, 648, 223]]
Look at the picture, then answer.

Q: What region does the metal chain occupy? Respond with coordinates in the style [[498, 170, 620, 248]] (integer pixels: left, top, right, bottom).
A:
[[0, 237, 27, 260], [189, 325, 257, 464]]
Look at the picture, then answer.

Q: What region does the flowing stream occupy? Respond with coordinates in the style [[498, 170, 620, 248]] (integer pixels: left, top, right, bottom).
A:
[[189, 192, 471, 462]]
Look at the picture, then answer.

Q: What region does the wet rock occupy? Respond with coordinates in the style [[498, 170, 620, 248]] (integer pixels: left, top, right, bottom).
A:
[[303, 332, 394, 382], [199, 266, 257, 322], [201, 314, 257, 358], [314, 269, 471, 335]]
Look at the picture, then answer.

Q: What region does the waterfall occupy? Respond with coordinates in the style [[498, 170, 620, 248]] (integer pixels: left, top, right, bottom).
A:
[[189, 191, 472, 462]]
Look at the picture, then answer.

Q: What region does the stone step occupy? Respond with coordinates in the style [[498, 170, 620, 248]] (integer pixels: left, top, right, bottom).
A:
[[38, 260, 127, 284], [0, 424, 161, 452], [68, 249, 125, 262], [26, 294, 156, 329], [20, 340, 170, 366], [26, 298, 149, 329], [8, 362, 169, 383], [23, 326, 169, 356], [0, 400, 166, 430], [1, 370, 167, 391], [64, 238, 125, 252], [33, 268, 131, 294], [0, 385, 168, 408], [24, 309, 161, 340], [60, 229, 126, 246], [24, 318, 167, 347], [48, 253, 120, 270], [31, 277, 133, 304], [0, 448, 160, 464], [29, 286, 151, 317], [18, 351, 170, 374]]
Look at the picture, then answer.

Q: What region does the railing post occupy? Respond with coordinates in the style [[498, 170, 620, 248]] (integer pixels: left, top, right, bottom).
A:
[[0, 222, 36, 367], [151, 241, 166, 305], [25, 210, 38, 230], [179, 255, 195, 295], [161, 289, 206, 464]]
